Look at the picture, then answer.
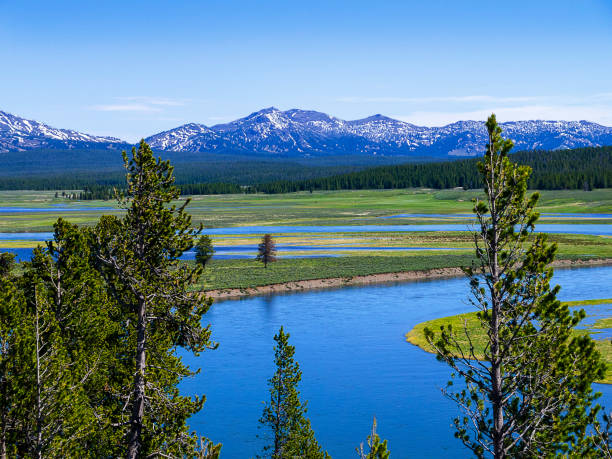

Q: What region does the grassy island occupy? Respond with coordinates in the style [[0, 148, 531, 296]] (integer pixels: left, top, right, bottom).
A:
[[406, 299, 612, 384]]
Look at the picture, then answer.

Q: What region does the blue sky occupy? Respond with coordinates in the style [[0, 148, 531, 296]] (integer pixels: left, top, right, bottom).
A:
[[1, 0, 611, 141]]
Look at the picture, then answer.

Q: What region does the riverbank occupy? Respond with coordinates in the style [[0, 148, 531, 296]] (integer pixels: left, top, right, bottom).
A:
[[205, 257, 612, 300]]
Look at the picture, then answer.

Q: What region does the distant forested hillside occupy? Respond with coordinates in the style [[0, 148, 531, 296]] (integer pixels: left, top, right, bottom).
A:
[[253, 146, 612, 193], [0, 148, 423, 192], [1, 146, 609, 195]]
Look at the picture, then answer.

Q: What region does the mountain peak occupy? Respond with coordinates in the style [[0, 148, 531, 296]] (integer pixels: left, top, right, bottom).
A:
[[352, 114, 403, 124], [252, 107, 280, 116]]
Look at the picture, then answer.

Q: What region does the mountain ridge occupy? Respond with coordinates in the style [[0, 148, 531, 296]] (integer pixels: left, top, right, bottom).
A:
[[2, 107, 612, 157], [145, 108, 612, 157], [0, 110, 126, 152]]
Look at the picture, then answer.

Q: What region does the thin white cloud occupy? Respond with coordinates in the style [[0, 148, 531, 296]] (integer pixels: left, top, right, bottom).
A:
[[336, 93, 612, 126], [115, 96, 189, 107], [394, 104, 612, 126], [90, 104, 163, 112], [90, 96, 190, 113], [337, 95, 539, 104]]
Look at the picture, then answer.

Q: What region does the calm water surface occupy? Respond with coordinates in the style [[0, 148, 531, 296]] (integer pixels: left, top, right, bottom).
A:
[[182, 265, 612, 458], [1, 222, 611, 241]]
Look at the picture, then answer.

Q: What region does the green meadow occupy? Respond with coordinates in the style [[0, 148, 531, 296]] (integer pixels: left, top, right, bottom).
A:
[[0, 188, 611, 232]]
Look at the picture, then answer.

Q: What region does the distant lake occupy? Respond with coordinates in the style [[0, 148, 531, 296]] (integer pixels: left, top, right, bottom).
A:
[[183, 265, 612, 457]]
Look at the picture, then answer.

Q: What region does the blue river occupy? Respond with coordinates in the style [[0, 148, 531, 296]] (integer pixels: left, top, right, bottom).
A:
[[180, 265, 612, 458]]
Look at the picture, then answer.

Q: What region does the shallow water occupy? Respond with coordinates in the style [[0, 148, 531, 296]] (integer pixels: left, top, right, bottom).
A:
[[3, 248, 37, 262], [3, 247, 343, 262], [202, 224, 612, 235], [2, 222, 610, 241], [182, 265, 612, 458], [7, 244, 455, 262]]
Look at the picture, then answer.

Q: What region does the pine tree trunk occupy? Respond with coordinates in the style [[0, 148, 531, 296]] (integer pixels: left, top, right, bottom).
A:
[[35, 292, 43, 459], [0, 339, 7, 459], [488, 148, 504, 459], [274, 373, 282, 458], [0, 432, 5, 459], [491, 269, 504, 458], [127, 297, 147, 459]]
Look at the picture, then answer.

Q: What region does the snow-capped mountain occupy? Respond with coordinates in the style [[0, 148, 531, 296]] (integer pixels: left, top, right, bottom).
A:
[[0, 110, 125, 152], [145, 107, 612, 157], [2, 107, 611, 157]]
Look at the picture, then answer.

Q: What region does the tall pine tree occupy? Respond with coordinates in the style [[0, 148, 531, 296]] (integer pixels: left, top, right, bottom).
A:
[[259, 326, 328, 458], [93, 140, 218, 458], [425, 114, 605, 457]]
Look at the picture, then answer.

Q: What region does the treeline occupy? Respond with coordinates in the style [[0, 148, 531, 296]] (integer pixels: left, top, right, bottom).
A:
[[2, 145, 610, 196], [252, 146, 612, 193], [0, 148, 385, 191], [70, 182, 243, 200]]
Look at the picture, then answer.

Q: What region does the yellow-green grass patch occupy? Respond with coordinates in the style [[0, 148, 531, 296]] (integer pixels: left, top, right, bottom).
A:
[[406, 299, 612, 384]]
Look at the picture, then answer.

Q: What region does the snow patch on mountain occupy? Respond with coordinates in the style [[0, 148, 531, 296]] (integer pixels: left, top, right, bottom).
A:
[[2, 107, 611, 157], [0, 110, 124, 152], [145, 108, 612, 157]]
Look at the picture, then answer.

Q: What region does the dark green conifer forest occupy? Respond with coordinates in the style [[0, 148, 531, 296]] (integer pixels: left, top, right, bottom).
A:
[[254, 146, 612, 193], [0, 146, 610, 196]]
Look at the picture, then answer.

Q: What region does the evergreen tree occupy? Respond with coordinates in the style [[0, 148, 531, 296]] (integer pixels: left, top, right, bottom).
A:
[[195, 235, 215, 269], [257, 234, 277, 268], [0, 253, 15, 278], [0, 220, 117, 457], [259, 326, 328, 458], [92, 140, 218, 458], [425, 115, 605, 457], [38, 220, 122, 454], [356, 418, 390, 459], [0, 275, 27, 457]]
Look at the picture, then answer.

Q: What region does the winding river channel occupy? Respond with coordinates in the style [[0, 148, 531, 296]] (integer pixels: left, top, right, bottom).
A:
[[181, 265, 612, 458]]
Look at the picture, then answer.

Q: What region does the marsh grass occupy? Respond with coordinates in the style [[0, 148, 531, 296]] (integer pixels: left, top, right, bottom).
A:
[[406, 300, 612, 384]]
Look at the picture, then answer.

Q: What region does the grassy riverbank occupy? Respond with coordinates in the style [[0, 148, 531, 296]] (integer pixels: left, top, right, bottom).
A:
[[195, 253, 612, 292], [406, 299, 612, 384], [196, 254, 475, 291]]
